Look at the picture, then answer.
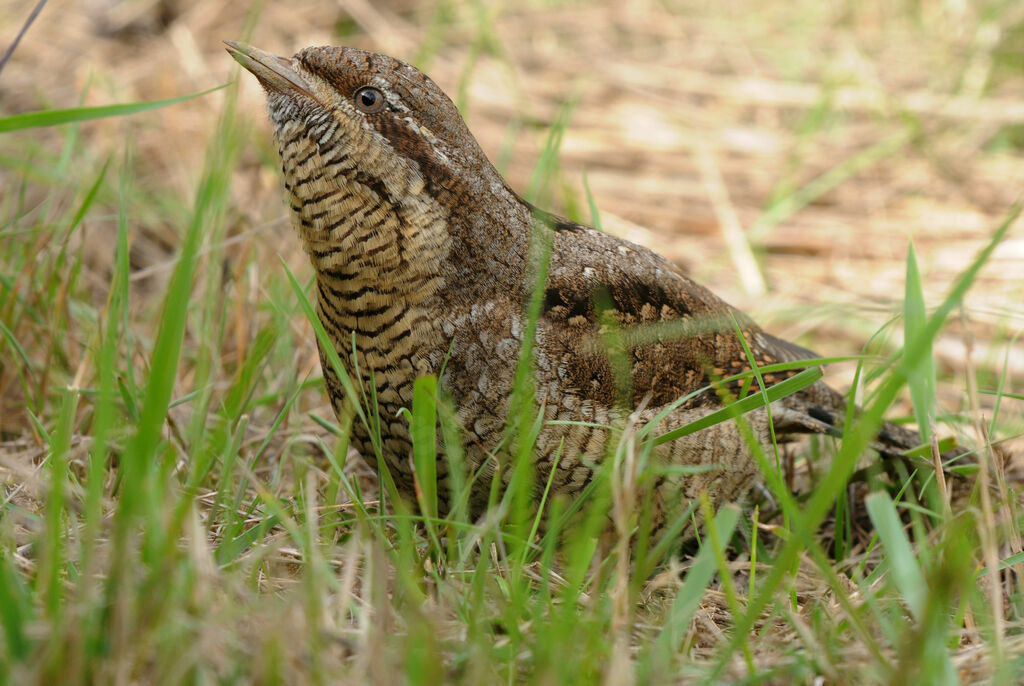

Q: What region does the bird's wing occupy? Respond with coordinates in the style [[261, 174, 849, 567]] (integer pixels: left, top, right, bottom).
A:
[[536, 211, 934, 458], [541, 219, 811, 409]]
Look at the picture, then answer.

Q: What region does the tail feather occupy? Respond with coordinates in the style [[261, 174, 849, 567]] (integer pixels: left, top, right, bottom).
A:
[[772, 379, 965, 463], [755, 331, 965, 462]]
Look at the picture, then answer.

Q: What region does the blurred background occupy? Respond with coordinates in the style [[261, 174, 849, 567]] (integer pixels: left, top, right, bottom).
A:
[[1, 0, 1022, 445]]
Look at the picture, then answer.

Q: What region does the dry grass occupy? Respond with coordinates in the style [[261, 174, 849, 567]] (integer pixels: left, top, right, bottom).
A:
[[2, 0, 1024, 682]]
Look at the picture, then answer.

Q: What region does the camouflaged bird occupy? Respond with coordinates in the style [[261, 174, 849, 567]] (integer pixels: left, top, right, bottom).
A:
[[228, 42, 929, 532]]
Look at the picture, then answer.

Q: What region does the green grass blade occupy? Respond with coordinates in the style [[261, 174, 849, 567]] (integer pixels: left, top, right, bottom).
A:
[[437, 394, 468, 531], [281, 261, 371, 436], [913, 205, 1018, 349], [412, 375, 439, 521], [865, 491, 926, 619], [904, 241, 935, 442], [0, 85, 228, 133], [651, 366, 823, 446], [979, 550, 1024, 577], [68, 157, 110, 233], [582, 169, 603, 232], [0, 548, 30, 660], [0, 318, 30, 371], [40, 388, 77, 622]]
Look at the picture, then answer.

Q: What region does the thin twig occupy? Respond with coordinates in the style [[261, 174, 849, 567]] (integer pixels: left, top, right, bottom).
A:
[[0, 0, 48, 79]]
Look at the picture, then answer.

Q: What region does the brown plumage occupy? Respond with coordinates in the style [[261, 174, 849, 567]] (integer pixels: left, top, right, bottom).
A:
[[227, 42, 931, 533]]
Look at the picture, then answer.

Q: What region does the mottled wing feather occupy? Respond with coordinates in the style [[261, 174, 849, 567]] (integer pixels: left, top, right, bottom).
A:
[[542, 220, 814, 411]]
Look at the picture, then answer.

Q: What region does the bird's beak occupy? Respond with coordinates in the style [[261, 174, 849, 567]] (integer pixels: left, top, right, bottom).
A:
[[225, 41, 314, 99]]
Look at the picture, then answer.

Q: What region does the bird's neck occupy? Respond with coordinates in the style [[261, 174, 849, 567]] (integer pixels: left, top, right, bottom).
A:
[[278, 127, 532, 309]]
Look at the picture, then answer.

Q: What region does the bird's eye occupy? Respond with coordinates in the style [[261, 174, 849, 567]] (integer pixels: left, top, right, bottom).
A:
[[354, 86, 385, 113]]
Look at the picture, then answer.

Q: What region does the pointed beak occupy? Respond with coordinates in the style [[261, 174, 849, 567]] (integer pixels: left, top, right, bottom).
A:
[[225, 41, 314, 99]]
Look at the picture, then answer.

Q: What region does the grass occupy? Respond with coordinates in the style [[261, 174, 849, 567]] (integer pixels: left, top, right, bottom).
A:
[[2, 1, 1023, 683]]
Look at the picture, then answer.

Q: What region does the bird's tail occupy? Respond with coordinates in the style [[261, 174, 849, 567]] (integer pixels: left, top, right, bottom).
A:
[[773, 378, 965, 464], [754, 331, 964, 462]]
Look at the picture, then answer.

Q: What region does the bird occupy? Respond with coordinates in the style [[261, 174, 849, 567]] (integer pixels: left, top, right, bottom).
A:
[[226, 42, 940, 536]]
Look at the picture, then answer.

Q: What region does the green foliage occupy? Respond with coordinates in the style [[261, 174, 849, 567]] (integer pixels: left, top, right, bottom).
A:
[[0, 86, 228, 134]]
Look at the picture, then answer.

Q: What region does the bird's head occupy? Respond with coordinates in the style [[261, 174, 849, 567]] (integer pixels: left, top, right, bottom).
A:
[[226, 42, 495, 209]]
